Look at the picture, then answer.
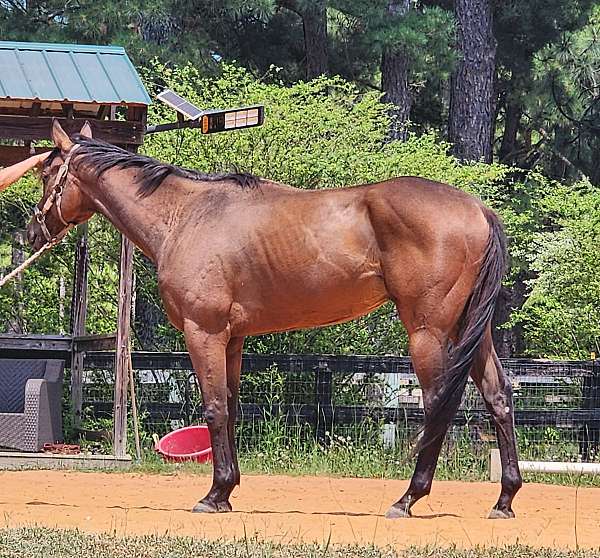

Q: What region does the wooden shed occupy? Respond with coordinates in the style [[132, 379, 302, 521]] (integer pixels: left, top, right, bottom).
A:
[[0, 41, 149, 164], [0, 41, 152, 459]]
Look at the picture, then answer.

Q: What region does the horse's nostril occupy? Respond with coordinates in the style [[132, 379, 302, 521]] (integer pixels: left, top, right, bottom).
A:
[[26, 226, 36, 246]]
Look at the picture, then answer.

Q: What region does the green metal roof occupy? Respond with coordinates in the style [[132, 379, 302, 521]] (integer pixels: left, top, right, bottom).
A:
[[0, 41, 151, 106]]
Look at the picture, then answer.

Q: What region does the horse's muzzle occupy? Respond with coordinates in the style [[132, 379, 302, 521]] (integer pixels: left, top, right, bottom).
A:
[[26, 220, 45, 251]]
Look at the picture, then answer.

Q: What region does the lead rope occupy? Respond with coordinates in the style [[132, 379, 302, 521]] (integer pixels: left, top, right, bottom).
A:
[[0, 227, 73, 289]]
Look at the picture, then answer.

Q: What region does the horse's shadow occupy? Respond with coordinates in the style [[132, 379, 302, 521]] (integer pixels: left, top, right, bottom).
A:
[[25, 501, 459, 519], [230, 510, 460, 519]]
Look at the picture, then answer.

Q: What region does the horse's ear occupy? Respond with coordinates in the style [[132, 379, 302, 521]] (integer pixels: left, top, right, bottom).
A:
[[80, 121, 93, 139], [51, 119, 73, 152]]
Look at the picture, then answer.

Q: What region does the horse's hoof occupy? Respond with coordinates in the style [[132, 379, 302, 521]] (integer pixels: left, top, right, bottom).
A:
[[192, 500, 232, 513], [488, 507, 515, 519], [385, 504, 411, 519]]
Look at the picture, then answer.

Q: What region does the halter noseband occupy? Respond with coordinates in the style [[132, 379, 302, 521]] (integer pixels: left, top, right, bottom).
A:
[[34, 143, 80, 244]]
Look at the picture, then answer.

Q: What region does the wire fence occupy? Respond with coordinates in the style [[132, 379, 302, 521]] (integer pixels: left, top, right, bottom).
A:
[[81, 353, 600, 463]]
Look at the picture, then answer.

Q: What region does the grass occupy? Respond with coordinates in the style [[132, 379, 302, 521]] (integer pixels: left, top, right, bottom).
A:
[[0, 527, 597, 558], [131, 453, 600, 489], [127, 421, 600, 489], [76, 403, 600, 488]]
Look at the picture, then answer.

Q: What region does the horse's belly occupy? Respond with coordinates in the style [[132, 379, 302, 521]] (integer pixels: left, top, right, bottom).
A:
[[233, 272, 389, 336]]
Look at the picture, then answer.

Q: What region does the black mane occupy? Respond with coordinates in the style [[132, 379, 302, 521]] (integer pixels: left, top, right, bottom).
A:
[[70, 135, 259, 197]]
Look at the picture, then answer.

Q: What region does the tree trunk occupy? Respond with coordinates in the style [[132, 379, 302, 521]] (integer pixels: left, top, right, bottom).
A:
[[301, 0, 328, 79], [448, 0, 497, 163], [381, 0, 412, 141], [499, 100, 521, 164], [493, 275, 527, 358]]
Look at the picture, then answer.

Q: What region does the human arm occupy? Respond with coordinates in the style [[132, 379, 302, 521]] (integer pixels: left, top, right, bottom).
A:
[[0, 152, 51, 192]]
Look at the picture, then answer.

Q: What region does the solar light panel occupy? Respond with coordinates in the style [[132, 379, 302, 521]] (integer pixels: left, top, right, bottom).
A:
[[201, 106, 264, 134], [157, 89, 204, 121]]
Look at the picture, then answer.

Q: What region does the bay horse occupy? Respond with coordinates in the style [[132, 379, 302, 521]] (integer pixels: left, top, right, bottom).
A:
[[27, 120, 522, 519]]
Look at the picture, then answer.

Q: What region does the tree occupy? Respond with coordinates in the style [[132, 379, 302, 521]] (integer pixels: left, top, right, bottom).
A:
[[281, 0, 329, 79], [381, 0, 412, 140], [0, 0, 208, 66], [493, 0, 596, 169], [332, 0, 453, 138], [448, 0, 496, 163], [508, 3, 599, 183]]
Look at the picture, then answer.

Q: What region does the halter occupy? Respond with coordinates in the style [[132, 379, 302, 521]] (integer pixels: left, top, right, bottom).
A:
[[33, 143, 80, 243], [0, 144, 81, 290]]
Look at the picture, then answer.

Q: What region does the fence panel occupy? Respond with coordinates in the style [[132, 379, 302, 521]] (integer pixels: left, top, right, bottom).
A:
[[82, 352, 600, 461]]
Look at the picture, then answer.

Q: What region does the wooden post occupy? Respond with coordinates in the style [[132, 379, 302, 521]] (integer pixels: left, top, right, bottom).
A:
[[314, 360, 333, 442], [70, 224, 89, 429], [113, 235, 134, 457], [382, 368, 400, 449], [112, 130, 142, 458], [7, 230, 25, 333], [580, 359, 600, 461]]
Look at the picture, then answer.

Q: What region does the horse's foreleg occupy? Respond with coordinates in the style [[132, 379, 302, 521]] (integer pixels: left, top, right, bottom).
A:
[[471, 328, 522, 519], [184, 320, 236, 513], [226, 336, 245, 488], [386, 327, 449, 519]]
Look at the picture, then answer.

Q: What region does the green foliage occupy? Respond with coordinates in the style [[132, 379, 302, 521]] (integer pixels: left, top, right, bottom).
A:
[[513, 184, 600, 358], [0, 174, 71, 333], [138, 63, 520, 354], [528, 4, 600, 183], [1, 62, 596, 359]]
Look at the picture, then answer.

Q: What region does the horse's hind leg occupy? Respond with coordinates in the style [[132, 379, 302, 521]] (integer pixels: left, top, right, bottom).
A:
[[471, 327, 522, 518], [184, 319, 237, 513], [386, 327, 450, 518], [226, 336, 245, 488]]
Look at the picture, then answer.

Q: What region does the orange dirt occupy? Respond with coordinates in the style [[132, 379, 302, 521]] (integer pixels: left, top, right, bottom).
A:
[[0, 471, 598, 550]]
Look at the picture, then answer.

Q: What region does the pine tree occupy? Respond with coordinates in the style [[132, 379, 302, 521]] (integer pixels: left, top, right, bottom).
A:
[[447, 0, 496, 163], [332, 0, 453, 139]]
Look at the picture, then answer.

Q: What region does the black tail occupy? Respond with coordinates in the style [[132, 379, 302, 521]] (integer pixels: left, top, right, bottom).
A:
[[419, 208, 507, 450]]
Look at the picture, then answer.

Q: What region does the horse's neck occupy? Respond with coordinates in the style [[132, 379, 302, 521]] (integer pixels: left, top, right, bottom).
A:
[[82, 170, 182, 263]]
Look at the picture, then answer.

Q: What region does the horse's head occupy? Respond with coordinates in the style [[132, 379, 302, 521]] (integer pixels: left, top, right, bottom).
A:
[[27, 120, 96, 250]]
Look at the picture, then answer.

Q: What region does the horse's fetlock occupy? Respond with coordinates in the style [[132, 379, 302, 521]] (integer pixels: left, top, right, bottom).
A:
[[502, 471, 522, 494], [215, 465, 236, 488], [411, 473, 433, 498]]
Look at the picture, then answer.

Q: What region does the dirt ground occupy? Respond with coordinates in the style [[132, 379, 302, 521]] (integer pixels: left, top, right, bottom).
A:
[[0, 470, 599, 550]]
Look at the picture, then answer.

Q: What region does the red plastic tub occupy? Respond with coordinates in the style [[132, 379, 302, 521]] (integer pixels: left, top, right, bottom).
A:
[[154, 425, 213, 463]]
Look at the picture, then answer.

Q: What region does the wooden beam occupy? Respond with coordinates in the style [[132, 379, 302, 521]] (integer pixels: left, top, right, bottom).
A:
[[61, 103, 74, 119], [70, 224, 89, 429], [97, 105, 110, 120], [113, 136, 140, 458], [0, 146, 52, 167], [0, 115, 145, 145], [73, 334, 117, 352], [113, 236, 134, 458], [0, 333, 72, 352]]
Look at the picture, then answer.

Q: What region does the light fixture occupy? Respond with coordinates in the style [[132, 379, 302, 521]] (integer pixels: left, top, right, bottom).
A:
[[200, 106, 264, 134], [151, 90, 265, 135]]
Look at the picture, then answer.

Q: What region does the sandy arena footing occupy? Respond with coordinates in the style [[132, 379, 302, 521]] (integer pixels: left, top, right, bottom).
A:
[[0, 471, 598, 550]]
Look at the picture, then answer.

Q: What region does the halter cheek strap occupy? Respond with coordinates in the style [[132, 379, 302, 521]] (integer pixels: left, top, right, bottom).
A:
[[34, 143, 80, 243]]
